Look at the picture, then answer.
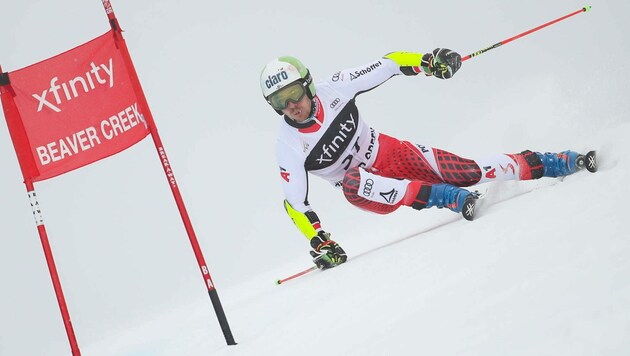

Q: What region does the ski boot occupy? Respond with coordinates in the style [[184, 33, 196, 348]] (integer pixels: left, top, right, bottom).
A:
[[426, 183, 479, 221], [537, 150, 597, 177], [309, 231, 347, 269]]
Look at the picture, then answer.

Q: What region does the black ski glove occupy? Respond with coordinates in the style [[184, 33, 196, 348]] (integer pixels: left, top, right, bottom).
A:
[[421, 48, 462, 79], [309, 231, 347, 269]]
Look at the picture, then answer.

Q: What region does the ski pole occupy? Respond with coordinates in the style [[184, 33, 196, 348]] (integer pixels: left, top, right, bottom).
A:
[[276, 266, 318, 285], [462, 5, 591, 62]]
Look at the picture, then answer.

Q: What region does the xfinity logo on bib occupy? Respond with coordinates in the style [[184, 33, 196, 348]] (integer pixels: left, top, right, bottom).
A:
[[350, 61, 382, 81], [265, 70, 289, 89], [32, 58, 115, 113], [305, 102, 360, 171], [316, 113, 357, 165]]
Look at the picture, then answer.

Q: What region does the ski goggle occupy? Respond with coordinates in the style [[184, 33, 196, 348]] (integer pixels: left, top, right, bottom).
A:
[[267, 81, 307, 111]]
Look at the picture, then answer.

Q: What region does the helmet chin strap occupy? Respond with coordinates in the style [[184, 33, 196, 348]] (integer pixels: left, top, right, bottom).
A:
[[301, 98, 318, 123], [309, 98, 317, 117]]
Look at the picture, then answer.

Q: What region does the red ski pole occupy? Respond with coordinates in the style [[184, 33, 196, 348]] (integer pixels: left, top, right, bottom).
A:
[[462, 5, 591, 62], [276, 266, 318, 285]]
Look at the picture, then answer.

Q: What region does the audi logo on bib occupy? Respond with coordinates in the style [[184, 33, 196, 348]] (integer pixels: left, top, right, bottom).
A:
[[362, 178, 374, 197]]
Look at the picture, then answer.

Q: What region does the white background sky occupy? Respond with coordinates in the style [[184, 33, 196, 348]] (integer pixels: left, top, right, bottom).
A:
[[1, 1, 629, 355]]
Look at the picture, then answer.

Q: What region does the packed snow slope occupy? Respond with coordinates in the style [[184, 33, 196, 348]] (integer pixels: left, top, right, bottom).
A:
[[1, 1, 628, 355]]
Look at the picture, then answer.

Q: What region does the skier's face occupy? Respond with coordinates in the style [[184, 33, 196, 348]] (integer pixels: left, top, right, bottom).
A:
[[282, 94, 311, 122]]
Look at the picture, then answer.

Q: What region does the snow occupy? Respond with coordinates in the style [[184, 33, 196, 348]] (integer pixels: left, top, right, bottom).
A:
[[1, 1, 629, 355]]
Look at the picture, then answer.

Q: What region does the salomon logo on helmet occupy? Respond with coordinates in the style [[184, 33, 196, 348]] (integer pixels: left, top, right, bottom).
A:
[[265, 71, 289, 89]]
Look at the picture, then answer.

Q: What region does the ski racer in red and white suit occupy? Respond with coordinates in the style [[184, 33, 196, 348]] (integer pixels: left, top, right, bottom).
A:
[[260, 50, 587, 269]]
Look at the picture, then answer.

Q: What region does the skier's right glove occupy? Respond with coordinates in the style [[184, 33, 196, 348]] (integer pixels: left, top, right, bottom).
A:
[[309, 231, 347, 270], [421, 48, 462, 79]]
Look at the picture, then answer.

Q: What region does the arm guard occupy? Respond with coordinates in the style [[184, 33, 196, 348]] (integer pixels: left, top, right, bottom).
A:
[[383, 51, 429, 76], [283, 200, 322, 241]]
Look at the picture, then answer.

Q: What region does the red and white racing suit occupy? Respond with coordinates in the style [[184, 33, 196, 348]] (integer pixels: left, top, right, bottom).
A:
[[276, 57, 533, 233]]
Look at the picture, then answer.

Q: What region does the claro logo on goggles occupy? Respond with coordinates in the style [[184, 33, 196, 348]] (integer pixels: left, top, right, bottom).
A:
[[265, 70, 289, 89]]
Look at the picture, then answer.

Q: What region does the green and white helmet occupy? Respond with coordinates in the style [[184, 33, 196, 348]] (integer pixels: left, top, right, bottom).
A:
[[260, 56, 315, 114]]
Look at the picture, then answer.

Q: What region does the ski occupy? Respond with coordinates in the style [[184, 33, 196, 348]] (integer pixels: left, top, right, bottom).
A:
[[276, 265, 318, 285]]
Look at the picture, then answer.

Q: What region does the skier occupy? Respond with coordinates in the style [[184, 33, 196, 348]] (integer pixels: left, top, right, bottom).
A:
[[260, 49, 594, 270]]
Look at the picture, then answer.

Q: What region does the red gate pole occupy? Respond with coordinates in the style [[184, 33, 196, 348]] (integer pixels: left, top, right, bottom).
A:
[[1, 64, 82, 355], [25, 180, 83, 356], [99, 1, 236, 345]]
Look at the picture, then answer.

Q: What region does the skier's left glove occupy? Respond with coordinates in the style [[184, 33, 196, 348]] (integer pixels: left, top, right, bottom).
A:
[[309, 231, 347, 269], [421, 48, 462, 79]]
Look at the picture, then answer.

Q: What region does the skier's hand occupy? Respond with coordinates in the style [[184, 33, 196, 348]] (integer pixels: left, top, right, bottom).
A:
[[309, 231, 347, 269], [421, 48, 462, 79]]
